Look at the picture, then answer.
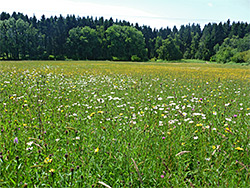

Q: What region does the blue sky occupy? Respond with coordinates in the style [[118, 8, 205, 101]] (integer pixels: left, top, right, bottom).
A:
[[1, 0, 250, 29]]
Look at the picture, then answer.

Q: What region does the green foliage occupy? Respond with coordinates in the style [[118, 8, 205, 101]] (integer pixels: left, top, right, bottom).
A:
[[106, 25, 147, 61], [232, 50, 250, 64], [213, 35, 250, 63], [67, 26, 101, 60], [157, 36, 182, 61], [0, 12, 250, 63], [112, 56, 120, 61], [213, 46, 236, 63], [48, 55, 55, 60], [131, 55, 142, 62], [150, 57, 157, 62], [0, 18, 41, 60]]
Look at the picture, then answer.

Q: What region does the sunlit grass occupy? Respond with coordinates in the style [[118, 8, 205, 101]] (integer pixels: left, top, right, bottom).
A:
[[0, 61, 249, 187]]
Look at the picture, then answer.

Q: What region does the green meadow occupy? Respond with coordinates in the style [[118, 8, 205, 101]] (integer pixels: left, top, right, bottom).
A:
[[0, 61, 249, 187]]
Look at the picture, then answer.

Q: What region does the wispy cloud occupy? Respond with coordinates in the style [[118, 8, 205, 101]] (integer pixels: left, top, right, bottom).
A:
[[208, 2, 213, 7]]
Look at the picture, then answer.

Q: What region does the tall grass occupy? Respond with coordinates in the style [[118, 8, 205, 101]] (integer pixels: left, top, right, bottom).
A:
[[0, 61, 249, 187]]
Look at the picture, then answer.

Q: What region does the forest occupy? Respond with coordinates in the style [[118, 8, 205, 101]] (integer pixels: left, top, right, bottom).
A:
[[0, 12, 250, 63]]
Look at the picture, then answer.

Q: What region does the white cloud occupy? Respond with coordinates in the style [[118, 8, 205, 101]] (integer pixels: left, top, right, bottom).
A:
[[1, 0, 179, 28], [208, 3, 213, 7], [1, 0, 155, 20]]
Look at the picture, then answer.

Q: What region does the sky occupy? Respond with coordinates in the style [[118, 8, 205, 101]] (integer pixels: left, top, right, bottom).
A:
[[1, 0, 250, 29]]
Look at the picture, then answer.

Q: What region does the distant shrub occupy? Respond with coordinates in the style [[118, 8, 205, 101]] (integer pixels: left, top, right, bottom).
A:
[[231, 50, 250, 63], [241, 50, 250, 63], [131, 55, 142, 62], [231, 52, 244, 63], [112, 56, 120, 61], [56, 55, 65, 60], [150, 57, 157, 62], [48, 55, 55, 60]]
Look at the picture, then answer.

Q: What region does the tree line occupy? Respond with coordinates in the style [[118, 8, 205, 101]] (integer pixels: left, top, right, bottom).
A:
[[0, 12, 249, 63]]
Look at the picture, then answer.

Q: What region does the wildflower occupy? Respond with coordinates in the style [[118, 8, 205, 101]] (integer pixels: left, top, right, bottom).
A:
[[90, 112, 95, 117], [193, 136, 198, 140], [235, 147, 243, 151], [160, 175, 164, 178], [196, 123, 203, 127], [212, 111, 217, 115], [182, 112, 187, 117], [225, 127, 231, 133], [162, 137, 166, 140], [233, 114, 237, 118], [49, 169, 55, 173], [44, 157, 52, 164], [14, 137, 18, 144], [26, 147, 33, 151], [95, 147, 99, 153], [212, 145, 216, 150], [27, 141, 33, 146]]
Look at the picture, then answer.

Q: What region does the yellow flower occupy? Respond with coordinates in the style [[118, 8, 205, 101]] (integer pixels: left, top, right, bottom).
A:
[[225, 127, 231, 133], [235, 147, 243, 151], [90, 112, 95, 117], [196, 123, 203, 127], [49, 169, 55, 173], [212, 145, 216, 150], [95, 147, 99, 153], [44, 157, 52, 164], [97, 111, 104, 114]]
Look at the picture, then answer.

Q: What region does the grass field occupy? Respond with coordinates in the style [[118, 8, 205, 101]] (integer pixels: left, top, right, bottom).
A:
[[0, 61, 250, 187]]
